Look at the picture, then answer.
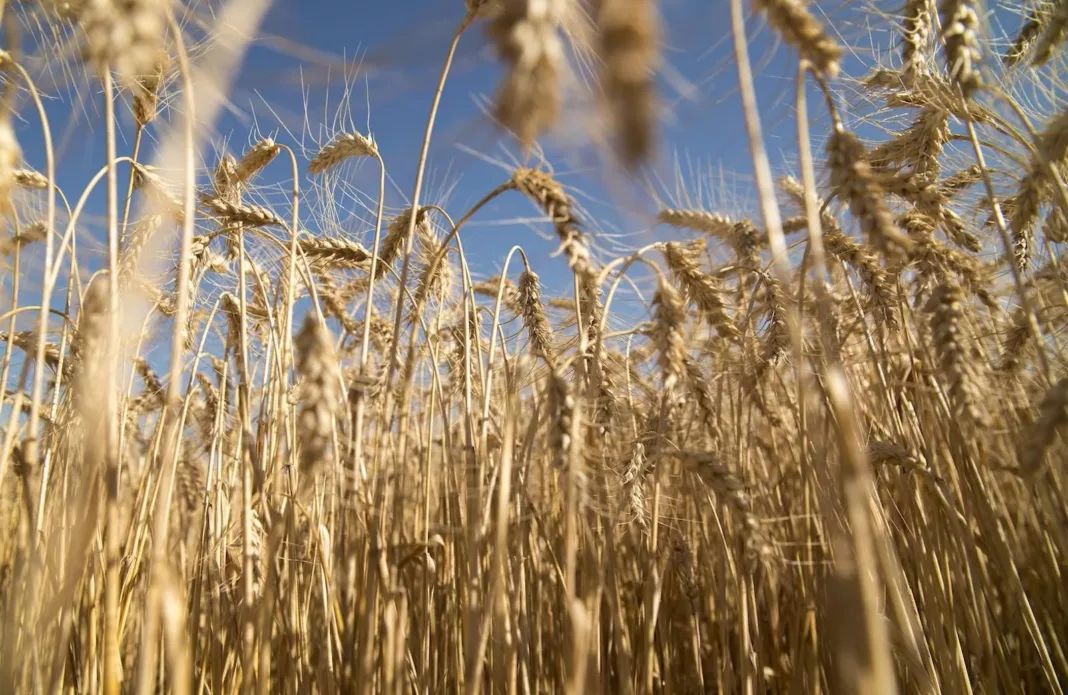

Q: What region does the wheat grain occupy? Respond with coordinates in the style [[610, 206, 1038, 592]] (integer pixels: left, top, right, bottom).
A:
[[939, 164, 982, 197], [868, 107, 949, 177], [308, 131, 377, 174], [651, 276, 686, 390], [517, 269, 555, 365], [1004, 8, 1044, 65], [621, 440, 648, 529], [489, 0, 566, 149], [80, 0, 171, 86], [233, 138, 281, 184], [752, 0, 842, 77], [547, 367, 574, 469], [1018, 376, 1068, 475], [13, 169, 49, 189], [663, 240, 739, 340], [1033, 1, 1068, 65], [827, 127, 911, 261], [927, 280, 987, 425], [901, 0, 933, 81], [758, 272, 789, 366], [513, 167, 594, 280], [677, 451, 773, 560], [595, 0, 659, 167], [295, 314, 341, 482], [132, 57, 167, 127], [118, 214, 163, 281], [201, 196, 286, 228], [298, 236, 371, 268], [939, 0, 982, 97], [657, 208, 734, 237]]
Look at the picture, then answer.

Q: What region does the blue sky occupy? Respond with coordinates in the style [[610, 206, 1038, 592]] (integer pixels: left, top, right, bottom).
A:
[[0, 0, 1040, 423], [7, 0, 1033, 321], [224, 0, 838, 281]]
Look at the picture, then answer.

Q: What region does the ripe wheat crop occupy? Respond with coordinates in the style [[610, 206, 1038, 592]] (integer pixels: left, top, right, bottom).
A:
[[1, 0, 1067, 692]]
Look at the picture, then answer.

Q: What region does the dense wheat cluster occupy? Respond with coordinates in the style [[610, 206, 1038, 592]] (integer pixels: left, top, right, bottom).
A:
[[1, 0, 1068, 692]]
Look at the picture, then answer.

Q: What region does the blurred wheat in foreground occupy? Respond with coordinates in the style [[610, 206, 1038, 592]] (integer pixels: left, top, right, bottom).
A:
[[1, 0, 1068, 692]]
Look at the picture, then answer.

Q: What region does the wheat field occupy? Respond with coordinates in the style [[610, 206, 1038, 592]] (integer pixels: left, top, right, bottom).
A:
[[1, 0, 1067, 692]]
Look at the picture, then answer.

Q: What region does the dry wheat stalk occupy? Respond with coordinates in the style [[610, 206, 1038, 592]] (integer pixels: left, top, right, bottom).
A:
[[132, 163, 184, 220], [13, 168, 49, 189], [904, 216, 992, 306], [412, 222, 453, 306], [316, 270, 361, 335], [881, 171, 981, 251], [1018, 376, 1068, 475], [213, 154, 239, 206], [780, 177, 900, 323], [308, 131, 377, 174], [927, 280, 988, 425], [939, 0, 982, 97], [1004, 8, 1044, 65], [376, 207, 429, 279], [0, 222, 48, 255], [80, 0, 171, 85], [295, 314, 341, 482], [998, 307, 1034, 372], [1033, 1, 1068, 64], [118, 214, 163, 281], [547, 367, 574, 469], [129, 356, 164, 413], [5, 3, 1068, 692], [678, 451, 773, 560], [1004, 107, 1067, 266], [595, 0, 659, 167], [233, 138, 281, 184], [1044, 207, 1068, 243], [489, 0, 566, 149], [869, 107, 949, 178], [201, 196, 286, 228], [621, 440, 648, 529], [683, 356, 720, 439], [132, 57, 167, 127], [752, 0, 842, 77], [758, 272, 789, 366], [901, 0, 933, 81], [866, 67, 989, 124], [298, 236, 370, 268], [1, 331, 63, 371], [474, 277, 522, 316], [940, 164, 982, 196], [513, 167, 594, 280], [517, 269, 555, 365], [667, 534, 699, 610], [663, 240, 739, 340], [658, 208, 764, 270], [657, 208, 734, 237], [1006, 178, 1041, 270], [827, 127, 911, 262], [651, 277, 686, 390]]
